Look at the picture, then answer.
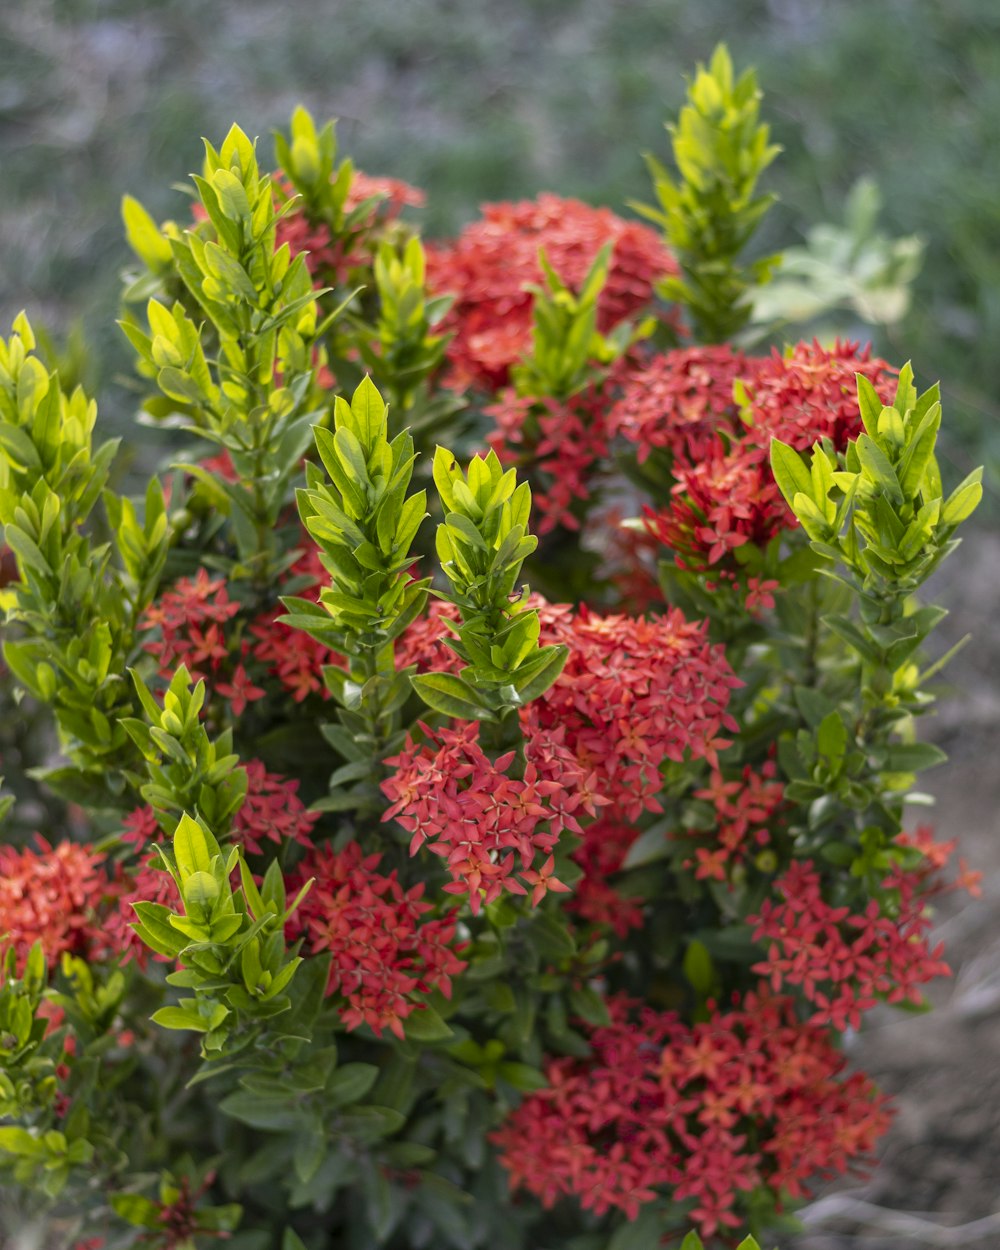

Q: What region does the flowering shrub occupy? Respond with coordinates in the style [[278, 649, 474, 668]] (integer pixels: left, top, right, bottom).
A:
[[0, 43, 983, 1250], [492, 992, 891, 1235]]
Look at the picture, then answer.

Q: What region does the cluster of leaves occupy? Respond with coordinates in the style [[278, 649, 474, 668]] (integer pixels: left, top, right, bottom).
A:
[[424, 445, 568, 726], [0, 313, 170, 805], [750, 178, 925, 333], [768, 368, 981, 877], [633, 44, 781, 343], [0, 46, 982, 1250]]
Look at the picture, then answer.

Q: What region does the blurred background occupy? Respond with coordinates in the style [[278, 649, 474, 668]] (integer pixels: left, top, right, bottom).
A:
[[1, 1, 999, 1246], [4, 0, 1000, 495]]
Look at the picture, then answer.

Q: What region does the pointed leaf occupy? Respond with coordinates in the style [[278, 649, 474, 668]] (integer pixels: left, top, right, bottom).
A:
[[410, 672, 495, 722], [769, 439, 813, 508]]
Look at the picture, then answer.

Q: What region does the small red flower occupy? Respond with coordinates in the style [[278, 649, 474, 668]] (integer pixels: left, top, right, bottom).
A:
[[744, 576, 780, 614], [382, 719, 592, 913], [748, 860, 952, 1031], [0, 838, 112, 971], [620, 341, 897, 571], [215, 662, 266, 716], [287, 842, 466, 1039], [493, 990, 890, 1237], [519, 855, 572, 907], [426, 194, 677, 392]]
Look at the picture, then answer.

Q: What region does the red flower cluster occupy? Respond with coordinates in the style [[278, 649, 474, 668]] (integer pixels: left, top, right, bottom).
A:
[[614, 341, 896, 569], [141, 569, 266, 716], [0, 838, 111, 971], [287, 842, 466, 1038], [531, 603, 740, 820], [608, 345, 749, 465], [745, 339, 896, 452], [228, 760, 318, 856], [384, 599, 739, 917], [568, 815, 644, 937], [749, 860, 952, 1031], [486, 373, 621, 534], [275, 170, 425, 285], [493, 991, 890, 1239], [382, 720, 596, 914], [142, 568, 240, 681], [643, 445, 790, 567], [426, 194, 676, 391], [689, 760, 785, 882], [250, 546, 340, 703]]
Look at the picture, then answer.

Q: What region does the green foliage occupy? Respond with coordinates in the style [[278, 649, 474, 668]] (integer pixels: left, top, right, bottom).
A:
[[272, 104, 398, 255], [0, 945, 136, 1201], [750, 178, 925, 333], [132, 813, 310, 1059], [771, 364, 981, 607], [427, 445, 567, 732], [287, 375, 429, 813], [273, 107, 351, 224], [122, 664, 248, 836], [0, 945, 56, 1127], [633, 44, 781, 342], [292, 376, 428, 654], [680, 1235, 763, 1250], [0, 312, 171, 806], [273, 108, 467, 458], [361, 236, 455, 415], [122, 124, 327, 585], [763, 367, 980, 884], [512, 244, 629, 401]]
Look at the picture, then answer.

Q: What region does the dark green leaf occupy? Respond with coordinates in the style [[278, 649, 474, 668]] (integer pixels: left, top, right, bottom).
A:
[[326, 1062, 379, 1107], [404, 1006, 454, 1042], [409, 672, 495, 722]]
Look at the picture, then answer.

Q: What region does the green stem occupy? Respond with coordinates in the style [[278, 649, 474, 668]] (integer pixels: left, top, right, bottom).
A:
[[352, 636, 399, 793]]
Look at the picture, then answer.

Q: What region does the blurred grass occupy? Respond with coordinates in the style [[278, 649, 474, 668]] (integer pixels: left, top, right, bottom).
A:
[[2, 0, 999, 501]]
